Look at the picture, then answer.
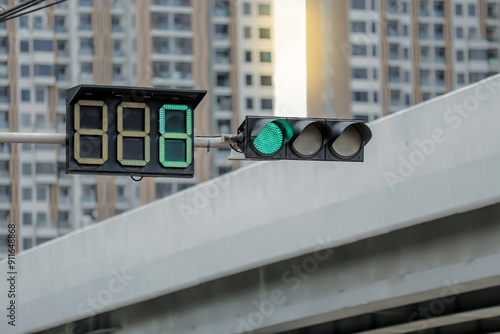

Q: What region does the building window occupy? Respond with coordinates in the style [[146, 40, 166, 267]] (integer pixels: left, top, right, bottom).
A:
[[260, 51, 272, 63], [79, 14, 92, 31], [403, 25, 408, 36], [261, 98, 273, 110], [35, 88, 45, 103], [455, 4, 462, 15], [353, 114, 369, 122], [390, 90, 401, 105], [245, 51, 252, 62], [352, 67, 368, 79], [21, 89, 30, 102], [351, 0, 365, 10], [259, 28, 271, 39], [22, 213, 32, 226], [20, 113, 30, 128], [55, 16, 65, 32], [19, 16, 28, 28], [20, 40, 29, 52], [36, 162, 56, 174], [36, 237, 52, 245], [214, 1, 230, 17], [34, 39, 53, 52], [260, 75, 272, 86], [373, 68, 378, 80], [456, 27, 463, 39], [0, 63, 6, 79], [20, 64, 30, 77], [435, 47, 445, 61], [22, 187, 32, 201], [22, 163, 31, 176], [468, 4, 475, 16], [23, 238, 33, 250], [351, 21, 366, 33], [219, 167, 232, 175], [434, 24, 443, 40], [245, 74, 252, 86], [353, 91, 368, 102], [36, 185, 47, 201], [258, 4, 271, 15], [433, 1, 444, 16], [215, 48, 231, 64], [469, 49, 487, 61], [152, 37, 169, 55], [243, 2, 251, 15], [246, 97, 253, 109], [352, 45, 367, 56], [216, 96, 232, 110], [216, 72, 230, 87], [34, 64, 53, 76], [373, 91, 378, 103], [436, 70, 445, 86], [372, 45, 377, 56], [155, 183, 173, 199], [215, 24, 229, 40], [57, 40, 68, 56], [81, 62, 92, 74], [457, 73, 465, 84], [422, 92, 432, 101], [405, 94, 411, 106], [33, 16, 43, 30], [80, 38, 94, 55], [470, 72, 489, 83], [113, 64, 123, 81], [456, 50, 464, 61], [468, 27, 477, 39], [58, 89, 65, 105], [244, 26, 251, 38]]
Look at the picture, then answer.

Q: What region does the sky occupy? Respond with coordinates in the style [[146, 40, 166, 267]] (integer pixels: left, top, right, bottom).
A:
[[274, 0, 307, 117]]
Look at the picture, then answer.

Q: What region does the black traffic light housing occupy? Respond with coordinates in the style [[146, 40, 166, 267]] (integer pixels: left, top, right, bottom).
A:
[[237, 116, 372, 162]]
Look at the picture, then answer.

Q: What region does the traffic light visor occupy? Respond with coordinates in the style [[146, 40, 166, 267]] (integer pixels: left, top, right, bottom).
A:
[[329, 122, 372, 159]]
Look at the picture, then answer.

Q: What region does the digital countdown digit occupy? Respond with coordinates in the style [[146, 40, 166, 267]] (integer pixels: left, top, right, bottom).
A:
[[66, 85, 207, 178]]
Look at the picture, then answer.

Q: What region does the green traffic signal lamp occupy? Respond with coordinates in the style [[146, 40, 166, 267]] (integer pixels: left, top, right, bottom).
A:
[[239, 117, 292, 159], [237, 116, 372, 162]]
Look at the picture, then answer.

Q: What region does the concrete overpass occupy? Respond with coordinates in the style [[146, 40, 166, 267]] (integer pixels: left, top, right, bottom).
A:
[[1, 75, 500, 334]]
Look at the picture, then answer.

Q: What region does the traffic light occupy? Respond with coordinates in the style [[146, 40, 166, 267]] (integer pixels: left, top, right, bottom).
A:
[[236, 116, 372, 161], [66, 85, 206, 178]]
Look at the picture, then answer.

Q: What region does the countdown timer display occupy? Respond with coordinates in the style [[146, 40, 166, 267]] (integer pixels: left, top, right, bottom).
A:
[[66, 85, 206, 178]]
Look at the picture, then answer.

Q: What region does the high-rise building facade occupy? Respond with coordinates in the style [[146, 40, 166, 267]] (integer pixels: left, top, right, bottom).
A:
[[0, 0, 276, 258], [307, 0, 500, 120]]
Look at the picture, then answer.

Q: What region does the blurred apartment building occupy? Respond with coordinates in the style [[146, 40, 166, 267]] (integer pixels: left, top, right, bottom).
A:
[[0, 0, 276, 257], [306, 0, 500, 120]]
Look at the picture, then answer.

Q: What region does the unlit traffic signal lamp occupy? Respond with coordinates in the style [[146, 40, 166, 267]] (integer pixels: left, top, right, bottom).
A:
[[236, 116, 372, 162]]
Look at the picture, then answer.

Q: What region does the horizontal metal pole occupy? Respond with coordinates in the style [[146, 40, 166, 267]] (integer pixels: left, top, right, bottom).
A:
[[0, 132, 66, 144], [0, 132, 234, 149], [194, 136, 232, 149]]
